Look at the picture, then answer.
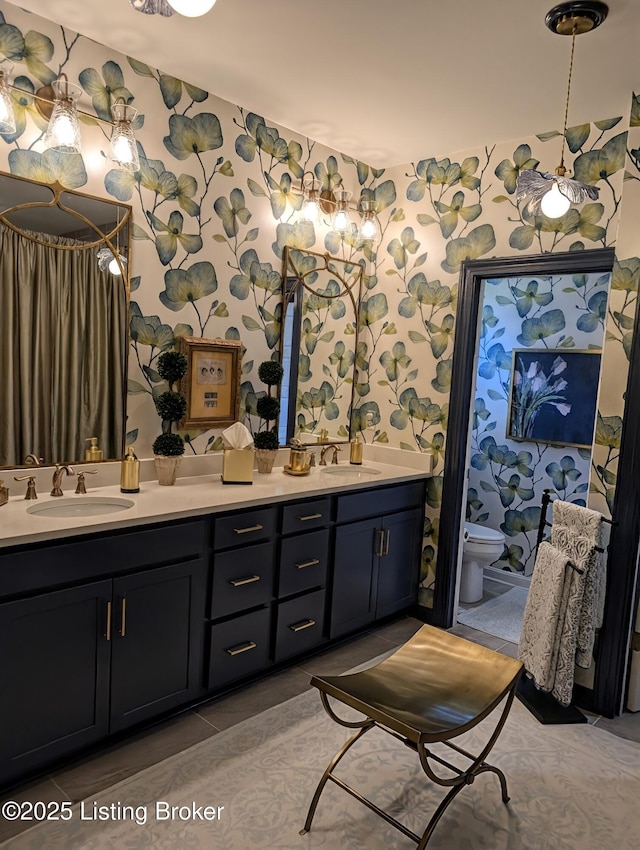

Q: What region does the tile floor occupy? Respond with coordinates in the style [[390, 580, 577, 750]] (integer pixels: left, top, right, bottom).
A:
[[1, 613, 639, 843]]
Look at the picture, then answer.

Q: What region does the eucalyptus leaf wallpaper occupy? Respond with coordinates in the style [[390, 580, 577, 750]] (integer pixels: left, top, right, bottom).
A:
[[0, 1, 638, 614]]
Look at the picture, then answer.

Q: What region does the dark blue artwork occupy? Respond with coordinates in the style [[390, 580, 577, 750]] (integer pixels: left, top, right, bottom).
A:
[[507, 349, 601, 448]]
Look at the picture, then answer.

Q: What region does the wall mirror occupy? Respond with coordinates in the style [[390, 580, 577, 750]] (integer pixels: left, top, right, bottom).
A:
[[279, 247, 364, 445], [0, 171, 132, 469]]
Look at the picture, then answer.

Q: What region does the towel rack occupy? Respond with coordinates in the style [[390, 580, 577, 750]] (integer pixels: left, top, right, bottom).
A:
[[535, 489, 614, 556]]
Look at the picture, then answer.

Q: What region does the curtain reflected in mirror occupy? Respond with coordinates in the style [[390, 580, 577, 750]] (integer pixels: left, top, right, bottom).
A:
[[0, 173, 131, 468], [280, 248, 363, 445]]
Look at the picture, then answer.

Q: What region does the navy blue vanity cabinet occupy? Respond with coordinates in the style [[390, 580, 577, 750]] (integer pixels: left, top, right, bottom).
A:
[[330, 482, 425, 639], [274, 497, 331, 661], [0, 518, 208, 787], [0, 581, 112, 786], [206, 506, 277, 689]]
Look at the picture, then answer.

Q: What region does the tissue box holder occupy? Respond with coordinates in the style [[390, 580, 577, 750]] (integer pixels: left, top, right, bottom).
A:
[[222, 448, 254, 484]]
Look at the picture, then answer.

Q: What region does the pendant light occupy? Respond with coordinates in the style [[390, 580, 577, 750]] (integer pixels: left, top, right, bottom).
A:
[[516, 1, 608, 219], [299, 172, 322, 225], [43, 75, 82, 154], [109, 99, 140, 173], [167, 0, 217, 16], [0, 62, 16, 134]]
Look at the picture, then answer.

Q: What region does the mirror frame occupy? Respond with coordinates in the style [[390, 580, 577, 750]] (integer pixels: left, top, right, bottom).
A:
[[280, 247, 364, 446], [0, 171, 133, 469]]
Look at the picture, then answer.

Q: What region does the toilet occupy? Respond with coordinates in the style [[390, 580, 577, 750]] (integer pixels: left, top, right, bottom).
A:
[[459, 522, 506, 604]]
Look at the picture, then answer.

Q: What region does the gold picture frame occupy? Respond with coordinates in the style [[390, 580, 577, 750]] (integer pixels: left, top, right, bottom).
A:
[[180, 337, 242, 428]]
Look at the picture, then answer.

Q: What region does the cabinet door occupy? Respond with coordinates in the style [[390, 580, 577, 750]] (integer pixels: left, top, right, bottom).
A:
[[330, 517, 379, 639], [109, 559, 207, 732], [0, 581, 112, 785], [376, 508, 423, 619]]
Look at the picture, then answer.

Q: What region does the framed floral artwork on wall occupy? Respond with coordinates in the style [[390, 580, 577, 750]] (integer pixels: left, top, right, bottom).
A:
[[507, 349, 602, 449]]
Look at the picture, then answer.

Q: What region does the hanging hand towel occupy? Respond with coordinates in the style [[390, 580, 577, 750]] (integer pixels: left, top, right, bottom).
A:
[[552, 501, 605, 668], [518, 541, 571, 694]]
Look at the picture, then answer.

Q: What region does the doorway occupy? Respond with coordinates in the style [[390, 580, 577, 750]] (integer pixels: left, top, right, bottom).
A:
[[427, 248, 640, 716]]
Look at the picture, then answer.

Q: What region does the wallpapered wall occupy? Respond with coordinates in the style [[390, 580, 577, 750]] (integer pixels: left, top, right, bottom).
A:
[[0, 2, 638, 611], [468, 270, 609, 577]]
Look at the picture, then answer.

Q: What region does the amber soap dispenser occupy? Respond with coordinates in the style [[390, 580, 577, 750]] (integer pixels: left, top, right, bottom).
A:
[[120, 446, 140, 493]]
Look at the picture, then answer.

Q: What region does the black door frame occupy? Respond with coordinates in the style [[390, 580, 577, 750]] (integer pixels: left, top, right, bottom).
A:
[[429, 247, 640, 716]]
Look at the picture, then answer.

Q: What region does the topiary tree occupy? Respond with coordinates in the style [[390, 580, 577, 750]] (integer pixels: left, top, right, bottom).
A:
[[253, 360, 284, 451], [152, 351, 188, 457]]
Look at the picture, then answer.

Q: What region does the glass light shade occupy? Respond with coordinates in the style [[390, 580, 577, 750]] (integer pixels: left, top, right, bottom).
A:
[[167, 0, 217, 16], [108, 255, 123, 275], [331, 188, 352, 233], [0, 65, 16, 134], [44, 79, 82, 154], [540, 181, 571, 218], [358, 207, 381, 244], [300, 189, 321, 224], [109, 102, 140, 172]]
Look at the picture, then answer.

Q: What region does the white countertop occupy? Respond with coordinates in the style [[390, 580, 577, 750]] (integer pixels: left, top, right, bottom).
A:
[[0, 456, 429, 549]]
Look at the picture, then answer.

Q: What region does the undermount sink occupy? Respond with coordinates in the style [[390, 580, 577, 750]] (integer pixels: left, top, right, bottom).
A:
[[320, 465, 382, 478], [26, 496, 135, 518]]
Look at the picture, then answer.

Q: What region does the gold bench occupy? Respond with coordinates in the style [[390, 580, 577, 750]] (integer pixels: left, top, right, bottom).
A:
[[301, 623, 523, 848]]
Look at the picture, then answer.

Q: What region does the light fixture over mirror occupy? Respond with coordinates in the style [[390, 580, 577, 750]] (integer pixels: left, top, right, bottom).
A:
[[295, 177, 381, 245], [0, 72, 141, 173], [516, 1, 607, 218]]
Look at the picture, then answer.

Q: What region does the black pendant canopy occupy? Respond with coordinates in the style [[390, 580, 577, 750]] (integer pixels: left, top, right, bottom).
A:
[[545, 2, 608, 36]]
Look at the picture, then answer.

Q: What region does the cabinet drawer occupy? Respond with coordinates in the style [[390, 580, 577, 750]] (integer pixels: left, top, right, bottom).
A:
[[335, 481, 424, 524], [281, 498, 331, 535], [213, 507, 277, 551], [275, 589, 326, 662], [0, 520, 207, 599], [207, 607, 271, 689], [210, 542, 275, 619], [278, 530, 329, 598]]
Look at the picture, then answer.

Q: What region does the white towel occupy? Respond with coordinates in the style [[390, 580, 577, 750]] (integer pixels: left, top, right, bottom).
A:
[[518, 542, 571, 693]]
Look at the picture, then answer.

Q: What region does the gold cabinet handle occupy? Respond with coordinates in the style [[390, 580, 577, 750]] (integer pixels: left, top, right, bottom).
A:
[[120, 598, 126, 638], [105, 600, 112, 642], [233, 524, 264, 535], [230, 575, 260, 587], [290, 619, 316, 632], [296, 513, 322, 521], [383, 529, 390, 556], [376, 528, 385, 557], [295, 558, 320, 570], [225, 641, 257, 656]]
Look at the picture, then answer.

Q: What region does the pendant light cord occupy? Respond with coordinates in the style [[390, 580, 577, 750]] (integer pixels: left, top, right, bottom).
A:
[[559, 24, 577, 173]]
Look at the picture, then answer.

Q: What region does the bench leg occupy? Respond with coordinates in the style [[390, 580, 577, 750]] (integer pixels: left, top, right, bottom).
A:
[[300, 721, 374, 836]]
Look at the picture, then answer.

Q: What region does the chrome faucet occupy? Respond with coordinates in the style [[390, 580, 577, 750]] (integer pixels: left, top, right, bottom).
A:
[[319, 444, 340, 466], [51, 464, 75, 497]]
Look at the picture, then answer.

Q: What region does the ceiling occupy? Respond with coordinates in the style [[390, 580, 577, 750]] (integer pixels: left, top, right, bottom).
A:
[[6, 0, 640, 168]]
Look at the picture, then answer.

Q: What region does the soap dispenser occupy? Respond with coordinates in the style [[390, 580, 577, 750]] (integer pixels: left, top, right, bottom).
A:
[[120, 446, 140, 493], [349, 433, 363, 465], [85, 437, 103, 462]]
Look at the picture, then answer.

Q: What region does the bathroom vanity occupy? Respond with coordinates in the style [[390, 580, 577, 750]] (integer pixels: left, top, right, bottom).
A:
[[0, 462, 426, 788]]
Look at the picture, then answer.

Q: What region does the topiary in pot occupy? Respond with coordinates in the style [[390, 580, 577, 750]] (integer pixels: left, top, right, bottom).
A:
[[152, 351, 188, 484], [253, 360, 283, 471]]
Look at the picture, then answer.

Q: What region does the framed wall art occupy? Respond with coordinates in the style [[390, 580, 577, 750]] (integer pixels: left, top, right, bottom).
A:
[[180, 337, 242, 428], [507, 349, 601, 449]]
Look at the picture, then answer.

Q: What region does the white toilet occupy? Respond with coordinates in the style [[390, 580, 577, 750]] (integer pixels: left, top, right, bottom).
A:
[[459, 522, 506, 604]]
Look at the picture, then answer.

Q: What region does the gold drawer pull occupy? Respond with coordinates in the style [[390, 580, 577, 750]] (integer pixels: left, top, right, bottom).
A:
[[290, 619, 316, 633], [295, 558, 320, 570], [230, 575, 260, 587], [105, 601, 112, 642], [120, 597, 127, 638], [296, 513, 322, 521], [233, 523, 264, 534], [376, 528, 385, 557], [225, 641, 257, 656], [383, 528, 390, 556]]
